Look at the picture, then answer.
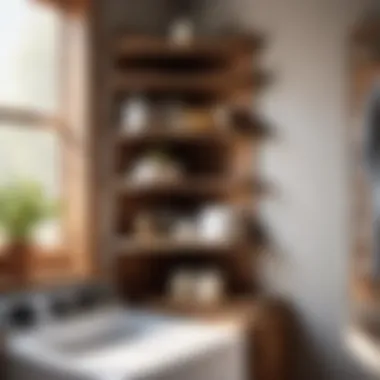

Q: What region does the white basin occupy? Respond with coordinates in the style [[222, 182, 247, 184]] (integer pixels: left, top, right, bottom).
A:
[[36, 307, 171, 355], [7, 306, 245, 380]]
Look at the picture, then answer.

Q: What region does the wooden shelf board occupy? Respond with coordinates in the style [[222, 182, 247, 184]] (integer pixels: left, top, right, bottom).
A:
[[115, 178, 270, 198], [116, 127, 268, 145], [117, 178, 231, 197], [113, 34, 260, 60], [115, 238, 241, 256], [112, 71, 256, 96], [116, 130, 232, 145]]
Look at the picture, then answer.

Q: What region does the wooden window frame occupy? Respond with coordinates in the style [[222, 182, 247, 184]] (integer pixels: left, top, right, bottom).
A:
[[351, 16, 380, 305], [0, 1, 94, 286]]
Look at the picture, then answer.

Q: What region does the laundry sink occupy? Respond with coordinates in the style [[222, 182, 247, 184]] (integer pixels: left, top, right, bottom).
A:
[[6, 306, 244, 380], [47, 320, 143, 355], [36, 307, 170, 355]]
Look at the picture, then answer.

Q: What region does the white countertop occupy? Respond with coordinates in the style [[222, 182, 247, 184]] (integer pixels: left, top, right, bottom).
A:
[[8, 307, 243, 380]]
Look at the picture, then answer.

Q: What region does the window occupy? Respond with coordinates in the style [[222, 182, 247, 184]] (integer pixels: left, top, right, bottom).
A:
[[0, 0, 63, 250], [0, 0, 61, 112], [0, 0, 92, 283]]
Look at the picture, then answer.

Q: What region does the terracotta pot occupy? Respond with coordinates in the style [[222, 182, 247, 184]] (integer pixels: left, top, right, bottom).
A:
[[3, 242, 31, 281]]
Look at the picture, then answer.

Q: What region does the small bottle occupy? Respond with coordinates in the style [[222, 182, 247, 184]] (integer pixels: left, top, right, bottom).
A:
[[169, 18, 194, 46], [120, 96, 148, 135]]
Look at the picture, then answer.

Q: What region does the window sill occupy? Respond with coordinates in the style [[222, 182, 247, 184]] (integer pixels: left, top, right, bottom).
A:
[[0, 245, 76, 291], [0, 271, 92, 294]]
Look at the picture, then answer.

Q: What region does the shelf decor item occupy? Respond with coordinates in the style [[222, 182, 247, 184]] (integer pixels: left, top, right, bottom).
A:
[[120, 96, 149, 135], [169, 18, 194, 46], [197, 205, 236, 243], [128, 151, 183, 185], [168, 268, 225, 306]]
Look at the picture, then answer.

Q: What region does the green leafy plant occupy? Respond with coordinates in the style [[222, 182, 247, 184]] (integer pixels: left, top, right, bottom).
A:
[[0, 180, 57, 244]]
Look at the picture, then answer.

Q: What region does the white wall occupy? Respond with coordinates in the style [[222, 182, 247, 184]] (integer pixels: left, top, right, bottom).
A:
[[192, 0, 375, 378], [104, 0, 378, 378]]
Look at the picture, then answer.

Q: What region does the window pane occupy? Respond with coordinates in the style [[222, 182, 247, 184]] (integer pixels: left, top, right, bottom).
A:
[[0, 125, 62, 248], [0, 0, 61, 113]]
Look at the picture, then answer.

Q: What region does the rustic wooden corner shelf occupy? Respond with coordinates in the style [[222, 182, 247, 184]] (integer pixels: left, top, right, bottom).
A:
[[99, 32, 270, 306]]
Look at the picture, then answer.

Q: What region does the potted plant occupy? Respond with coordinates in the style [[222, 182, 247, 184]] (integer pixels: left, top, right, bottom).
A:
[[0, 180, 57, 280]]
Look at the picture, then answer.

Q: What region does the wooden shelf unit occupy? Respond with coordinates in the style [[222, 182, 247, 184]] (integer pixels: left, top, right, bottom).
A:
[[89, 26, 295, 380], [101, 33, 268, 307]]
